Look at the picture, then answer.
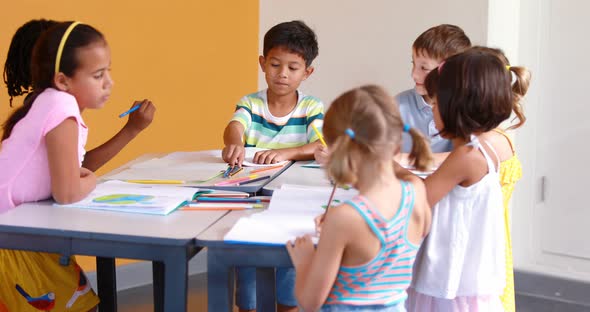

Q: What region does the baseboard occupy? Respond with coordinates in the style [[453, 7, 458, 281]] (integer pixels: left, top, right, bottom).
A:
[[515, 269, 590, 307], [86, 250, 208, 292]]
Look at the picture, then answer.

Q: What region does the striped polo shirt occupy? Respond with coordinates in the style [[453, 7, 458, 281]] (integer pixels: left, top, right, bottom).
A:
[[325, 181, 419, 307], [230, 89, 324, 149]]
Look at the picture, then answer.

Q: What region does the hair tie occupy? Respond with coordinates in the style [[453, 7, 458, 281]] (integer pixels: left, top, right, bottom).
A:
[[55, 21, 81, 74], [506, 65, 511, 71], [344, 128, 355, 140], [403, 124, 411, 133]]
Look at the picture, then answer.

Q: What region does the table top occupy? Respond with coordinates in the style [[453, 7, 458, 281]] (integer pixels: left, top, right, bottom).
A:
[[261, 161, 331, 194]]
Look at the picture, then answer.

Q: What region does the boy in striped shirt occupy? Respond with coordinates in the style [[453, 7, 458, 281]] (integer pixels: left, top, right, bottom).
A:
[[222, 20, 324, 167]]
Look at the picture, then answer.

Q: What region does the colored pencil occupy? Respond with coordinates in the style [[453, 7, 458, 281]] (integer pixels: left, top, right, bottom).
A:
[[228, 166, 244, 177], [311, 123, 327, 147], [118, 104, 141, 118], [236, 175, 271, 186], [195, 198, 261, 203], [214, 175, 259, 186], [321, 183, 338, 221], [250, 164, 286, 174]]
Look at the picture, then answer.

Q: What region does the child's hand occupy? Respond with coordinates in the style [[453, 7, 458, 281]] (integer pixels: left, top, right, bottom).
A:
[[80, 167, 97, 186], [314, 213, 325, 235], [222, 144, 245, 167], [253, 149, 288, 164], [124, 99, 156, 134], [286, 235, 315, 269], [80, 167, 94, 178], [314, 145, 329, 165]]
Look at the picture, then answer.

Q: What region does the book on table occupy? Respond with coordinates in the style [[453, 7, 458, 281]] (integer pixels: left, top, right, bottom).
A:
[[54, 180, 202, 215]]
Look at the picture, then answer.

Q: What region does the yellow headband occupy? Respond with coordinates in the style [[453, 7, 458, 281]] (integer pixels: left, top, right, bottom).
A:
[[55, 21, 81, 74]]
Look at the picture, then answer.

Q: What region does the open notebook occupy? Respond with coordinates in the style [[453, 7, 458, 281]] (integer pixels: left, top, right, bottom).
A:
[[54, 180, 199, 215], [223, 184, 358, 245]]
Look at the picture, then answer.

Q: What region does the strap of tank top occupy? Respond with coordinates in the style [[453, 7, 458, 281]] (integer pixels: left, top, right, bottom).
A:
[[493, 128, 516, 153], [469, 135, 499, 173], [481, 139, 500, 173]]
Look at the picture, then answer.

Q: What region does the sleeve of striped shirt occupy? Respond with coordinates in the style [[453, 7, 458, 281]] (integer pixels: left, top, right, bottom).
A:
[[230, 96, 253, 131], [304, 97, 325, 143]]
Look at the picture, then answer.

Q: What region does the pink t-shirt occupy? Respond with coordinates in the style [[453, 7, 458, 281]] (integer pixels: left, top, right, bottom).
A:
[[0, 88, 87, 212]]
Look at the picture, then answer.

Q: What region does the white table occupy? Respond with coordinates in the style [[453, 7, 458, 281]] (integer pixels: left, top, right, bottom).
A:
[[197, 210, 293, 312], [0, 155, 227, 312], [261, 160, 331, 195]]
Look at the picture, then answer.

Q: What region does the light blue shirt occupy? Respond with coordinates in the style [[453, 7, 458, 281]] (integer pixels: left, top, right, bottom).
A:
[[396, 88, 452, 153]]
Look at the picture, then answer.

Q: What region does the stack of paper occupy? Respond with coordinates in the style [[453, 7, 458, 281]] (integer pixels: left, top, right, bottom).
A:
[[223, 184, 358, 245]]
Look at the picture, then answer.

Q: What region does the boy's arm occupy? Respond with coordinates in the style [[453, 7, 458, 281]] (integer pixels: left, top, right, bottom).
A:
[[83, 100, 155, 172], [222, 121, 246, 166]]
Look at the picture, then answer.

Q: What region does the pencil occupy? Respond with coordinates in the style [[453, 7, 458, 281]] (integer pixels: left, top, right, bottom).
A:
[[311, 123, 327, 147], [118, 104, 141, 118], [222, 166, 232, 178], [236, 175, 271, 186], [195, 197, 261, 203], [214, 175, 258, 186], [229, 167, 244, 177], [250, 164, 286, 174], [321, 183, 338, 221]]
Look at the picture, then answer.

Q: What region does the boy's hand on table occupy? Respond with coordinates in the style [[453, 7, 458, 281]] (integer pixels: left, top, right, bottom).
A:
[[222, 144, 245, 167], [253, 149, 288, 164]]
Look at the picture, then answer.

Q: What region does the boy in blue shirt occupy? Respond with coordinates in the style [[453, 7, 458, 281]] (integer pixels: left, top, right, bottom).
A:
[[396, 24, 471, 162]]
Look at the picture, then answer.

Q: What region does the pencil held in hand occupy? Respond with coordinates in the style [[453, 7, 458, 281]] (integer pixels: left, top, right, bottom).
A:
[[311, 123, 327, 147], [119, 103, 141, 118], [321, 183, 338, 222]]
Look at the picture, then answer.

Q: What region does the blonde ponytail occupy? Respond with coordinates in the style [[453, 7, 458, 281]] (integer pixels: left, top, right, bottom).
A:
[[407, 127, 434, 171]]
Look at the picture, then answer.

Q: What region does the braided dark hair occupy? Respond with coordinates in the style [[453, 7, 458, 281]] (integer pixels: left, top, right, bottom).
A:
[[3, 19, 58, 106]]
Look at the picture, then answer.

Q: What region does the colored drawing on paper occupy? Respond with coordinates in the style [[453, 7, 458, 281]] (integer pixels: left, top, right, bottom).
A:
[[92, 194, 155, 205]]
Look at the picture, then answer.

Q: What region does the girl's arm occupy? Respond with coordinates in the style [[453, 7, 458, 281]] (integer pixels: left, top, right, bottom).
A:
[[83, 100, 155, 171], [253, 141, 322, 164], [423, 147, 471, 207], [46, 118, 96, 203], [287, 205, 351, 312]]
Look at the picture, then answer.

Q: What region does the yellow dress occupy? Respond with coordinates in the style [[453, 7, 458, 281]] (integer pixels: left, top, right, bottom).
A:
[[0, 250, 99, 311], [494, 129, 522, 312]]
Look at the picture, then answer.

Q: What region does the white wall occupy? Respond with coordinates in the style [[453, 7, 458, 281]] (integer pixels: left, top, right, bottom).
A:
[[259, 0, 488, 105]]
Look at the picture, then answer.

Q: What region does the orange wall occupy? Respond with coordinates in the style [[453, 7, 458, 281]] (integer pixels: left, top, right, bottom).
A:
[[1, 1, 259, 270]]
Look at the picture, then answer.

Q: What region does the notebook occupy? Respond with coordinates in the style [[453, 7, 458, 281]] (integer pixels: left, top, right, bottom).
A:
[[223, 185, 358, 245], [54, 180, 199, 215]]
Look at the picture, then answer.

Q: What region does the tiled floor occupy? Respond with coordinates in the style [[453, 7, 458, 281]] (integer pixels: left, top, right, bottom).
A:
[[117, 273, 590, 312]]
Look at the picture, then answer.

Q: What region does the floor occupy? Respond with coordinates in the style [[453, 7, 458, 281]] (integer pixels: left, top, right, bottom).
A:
[[117, 273, 590, 312]]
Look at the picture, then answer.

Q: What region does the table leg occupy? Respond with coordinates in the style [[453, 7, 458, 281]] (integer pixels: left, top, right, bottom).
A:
[[256, 267, 276, 312], [153, 261, 165, 312], [164, 251, 188, 311], [96, 256, 117, 312]]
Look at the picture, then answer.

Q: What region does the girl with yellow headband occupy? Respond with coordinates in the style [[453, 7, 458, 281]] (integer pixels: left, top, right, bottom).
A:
[[3, 19, 156, 172], [0, 21, 122, 311]]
